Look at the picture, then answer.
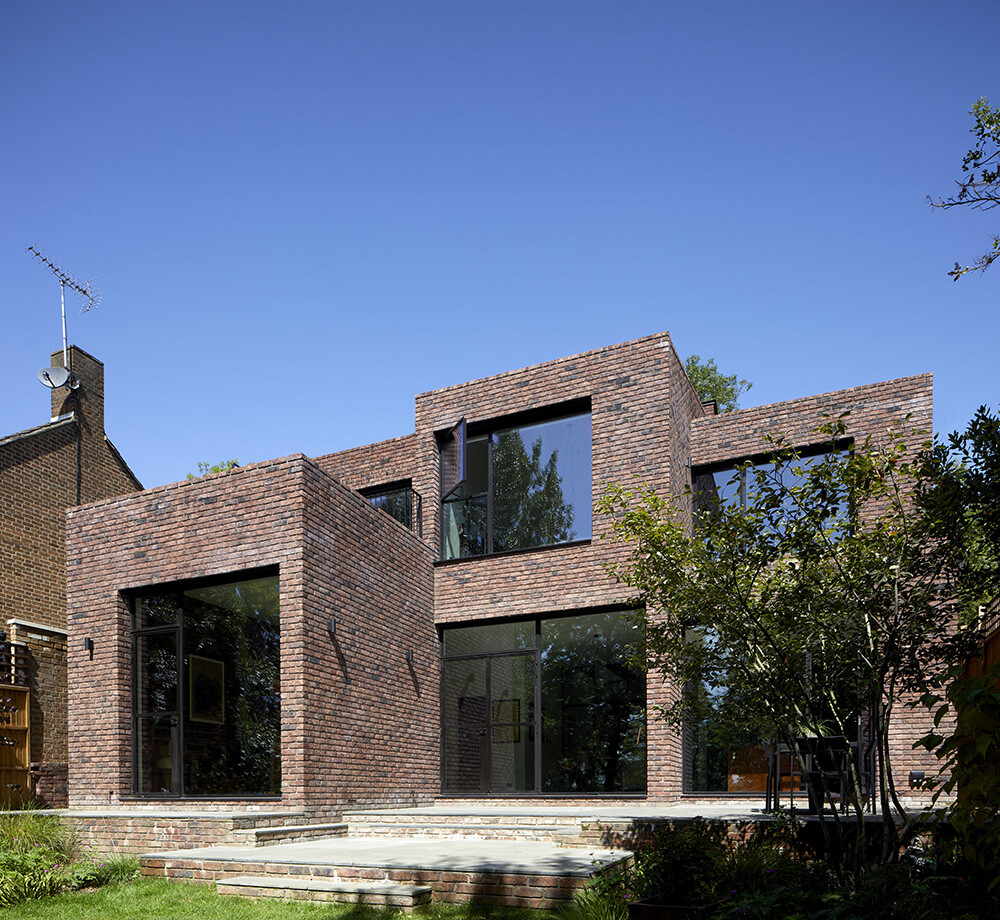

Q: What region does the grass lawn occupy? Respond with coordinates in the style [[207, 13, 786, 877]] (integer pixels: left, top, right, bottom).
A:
[[6, 878, 557, 920]]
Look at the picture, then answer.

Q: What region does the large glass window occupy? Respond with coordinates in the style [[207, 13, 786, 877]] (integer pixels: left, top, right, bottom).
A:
[[441, 412, 592, 560], [440, 610, 645, 795], [692, 448, 849, 533], [687, 448, 851, 794], [131, 571, 280, 798]]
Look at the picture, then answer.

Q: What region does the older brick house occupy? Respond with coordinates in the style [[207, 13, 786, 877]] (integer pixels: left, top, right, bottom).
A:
[[1, 346, 141, 804], [64, 332, 936, 817]]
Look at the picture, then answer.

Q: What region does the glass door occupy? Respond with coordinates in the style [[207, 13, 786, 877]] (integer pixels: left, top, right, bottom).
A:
[[488, 652, 536, 793], [441, 651, 537, 794]]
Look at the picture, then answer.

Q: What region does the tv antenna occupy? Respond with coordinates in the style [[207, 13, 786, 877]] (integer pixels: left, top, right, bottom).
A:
[[27, 246, 101, 389]]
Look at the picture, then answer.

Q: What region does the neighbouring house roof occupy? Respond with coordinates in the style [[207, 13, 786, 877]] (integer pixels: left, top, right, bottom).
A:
[[104, 435, 142, 490], [0, 413, 76, 448]]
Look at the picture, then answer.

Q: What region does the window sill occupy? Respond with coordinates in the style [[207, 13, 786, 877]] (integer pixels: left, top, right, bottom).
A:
[[121, 794, 281, 802], [435, 539, 591, 567]]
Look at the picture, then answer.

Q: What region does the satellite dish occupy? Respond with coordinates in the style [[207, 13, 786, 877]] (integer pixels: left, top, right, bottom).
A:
[[37, 366, 70, 389]]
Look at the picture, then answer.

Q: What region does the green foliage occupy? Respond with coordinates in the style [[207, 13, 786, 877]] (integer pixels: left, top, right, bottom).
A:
[[571, 823, 996, 920], [186, 458, 241, 479], [915, 661, 1000, 897], [683, 355, 752, 413], [930, 97, 1000, 279], [0, 808, 75, 860], [575, 820, 728, 920], [600, 417, 973, 872], [0, 866, 64, 907], [0, 810, 138, 907], [62, 852, 140, 889], [916, 405, 1000, 623]]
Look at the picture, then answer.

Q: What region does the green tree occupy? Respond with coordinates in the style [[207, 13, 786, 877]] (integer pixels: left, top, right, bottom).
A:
[[599, 418, 973, 877], [930, 98, 1000, 280], [683, 355, 751, 413], [186, 459, 241, 480], [916, 405, 1000, 622]]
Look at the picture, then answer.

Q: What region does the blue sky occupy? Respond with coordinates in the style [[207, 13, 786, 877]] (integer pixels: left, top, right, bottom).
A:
[[2, 1, 996, 489]]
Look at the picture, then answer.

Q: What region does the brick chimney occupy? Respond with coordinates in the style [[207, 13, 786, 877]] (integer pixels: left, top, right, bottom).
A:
[[49, 346, 107, 505]]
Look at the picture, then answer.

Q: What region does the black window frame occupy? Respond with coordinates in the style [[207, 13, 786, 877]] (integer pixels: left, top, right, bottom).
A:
[[692, 439, 854, 523]]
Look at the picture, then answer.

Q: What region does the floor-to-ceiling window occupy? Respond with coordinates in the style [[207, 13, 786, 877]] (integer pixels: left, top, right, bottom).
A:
[[131, 570, 280, 798], [441, 610, 645, 795]]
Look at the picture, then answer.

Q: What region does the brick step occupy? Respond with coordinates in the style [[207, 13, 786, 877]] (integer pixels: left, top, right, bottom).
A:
[[140, 838, 621, 908], [231, 822, 349, 847], [216, 875, 432, 909]]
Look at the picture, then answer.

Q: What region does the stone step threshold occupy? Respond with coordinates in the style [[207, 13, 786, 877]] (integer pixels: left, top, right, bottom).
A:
[[241, 822, 348, 846], [217, 875, 432, 909], [349, 822, 577, 835]]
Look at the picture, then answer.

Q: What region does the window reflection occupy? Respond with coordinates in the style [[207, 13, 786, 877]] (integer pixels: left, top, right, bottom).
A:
[[693, 449, 849, 533], [442, 413, 591, 559], [440, 610, 645, 795], [363, 483, 415, 530], [541, 612, 645, 793], [131, 573, 280, 798]]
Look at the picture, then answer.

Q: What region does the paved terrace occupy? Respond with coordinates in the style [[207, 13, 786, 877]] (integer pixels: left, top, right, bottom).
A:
[[66, 801, 916, 907]]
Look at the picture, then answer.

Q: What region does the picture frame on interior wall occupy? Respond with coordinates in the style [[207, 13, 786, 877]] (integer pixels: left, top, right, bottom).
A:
[[189, 655, 225, 724], [493, 699, 520, 743]]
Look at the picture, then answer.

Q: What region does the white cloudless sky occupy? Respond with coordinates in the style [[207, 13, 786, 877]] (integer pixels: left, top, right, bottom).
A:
[[1, 0, 997, 488]]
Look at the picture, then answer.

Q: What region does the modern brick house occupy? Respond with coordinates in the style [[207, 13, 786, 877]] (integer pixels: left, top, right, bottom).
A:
[[1, 346, 141, 804], [64, 332, 937, 822]]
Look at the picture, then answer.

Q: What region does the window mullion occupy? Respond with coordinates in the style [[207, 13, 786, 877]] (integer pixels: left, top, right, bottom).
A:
[[486, 433, 494, 555], [174, 615, 184, 796]]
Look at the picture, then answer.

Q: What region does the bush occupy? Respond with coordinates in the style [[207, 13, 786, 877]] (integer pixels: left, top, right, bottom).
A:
[[0, 807, 137, 906], [64, 852, 140, 889], [0, 807, 76, 860]]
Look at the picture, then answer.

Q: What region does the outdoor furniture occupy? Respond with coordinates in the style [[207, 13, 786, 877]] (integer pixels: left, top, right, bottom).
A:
[[766, 736, 875, 814]]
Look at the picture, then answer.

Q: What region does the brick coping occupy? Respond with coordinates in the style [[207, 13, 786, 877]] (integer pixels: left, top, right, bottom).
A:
[[54, 808, 304, 819]]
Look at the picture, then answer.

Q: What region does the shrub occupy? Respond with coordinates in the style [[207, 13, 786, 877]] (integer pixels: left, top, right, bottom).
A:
[[0, 807, 76, 861]]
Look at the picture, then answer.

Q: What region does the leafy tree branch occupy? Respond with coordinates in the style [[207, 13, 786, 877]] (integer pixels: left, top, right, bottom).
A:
[[929, 98, 1000, 279]]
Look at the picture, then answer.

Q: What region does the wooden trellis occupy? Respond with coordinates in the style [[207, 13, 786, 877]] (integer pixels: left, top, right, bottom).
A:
[[0, 642, 31, 806]]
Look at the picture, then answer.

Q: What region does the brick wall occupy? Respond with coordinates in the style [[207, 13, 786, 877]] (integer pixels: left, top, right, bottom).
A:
[[314, 433, 419, 491], [66, 454, 437, 812], [299, 462, 437, 809], [0, 346, 140, 795], [690, 373, 933, 465], [418, 333, 686, 624]]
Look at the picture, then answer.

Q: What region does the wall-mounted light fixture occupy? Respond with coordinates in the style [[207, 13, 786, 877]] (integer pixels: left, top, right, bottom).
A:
[[405, 648, 414, 664], [83, 637, 94, 659], [327, 617, 337, 640], [908, 770, 925, 788]]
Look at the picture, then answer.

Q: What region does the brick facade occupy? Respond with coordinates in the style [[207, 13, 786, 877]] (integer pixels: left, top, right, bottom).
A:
[[63, 333, 941, 818], [66, 455, 436, 812], [1, 346, 140, 802]]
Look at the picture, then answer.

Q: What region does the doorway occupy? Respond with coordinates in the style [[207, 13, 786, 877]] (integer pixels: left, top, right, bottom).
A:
[[441, 651, 537, 794]]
